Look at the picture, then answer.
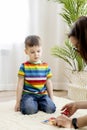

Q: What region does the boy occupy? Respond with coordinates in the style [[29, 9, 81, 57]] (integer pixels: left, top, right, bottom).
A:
[[15, 35, 56, 115]]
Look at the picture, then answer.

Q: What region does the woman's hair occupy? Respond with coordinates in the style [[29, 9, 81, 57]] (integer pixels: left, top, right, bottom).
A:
[[25, 35, 41, 48], [68, 16, 87, 62]]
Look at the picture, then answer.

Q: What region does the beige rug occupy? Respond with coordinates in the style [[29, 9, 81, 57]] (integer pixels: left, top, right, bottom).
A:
[[0, 96, 87, 130]]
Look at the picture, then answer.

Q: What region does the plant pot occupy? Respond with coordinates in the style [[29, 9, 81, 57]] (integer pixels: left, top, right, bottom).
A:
[[68, 71, 87, 87]]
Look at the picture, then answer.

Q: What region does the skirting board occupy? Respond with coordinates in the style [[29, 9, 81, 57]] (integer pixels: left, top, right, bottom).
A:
[[0, 82, 69, 91], [53, 82, 69, 90]]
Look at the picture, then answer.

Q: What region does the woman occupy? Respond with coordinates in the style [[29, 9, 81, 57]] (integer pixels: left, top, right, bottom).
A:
[[55, 16, 87, 129]]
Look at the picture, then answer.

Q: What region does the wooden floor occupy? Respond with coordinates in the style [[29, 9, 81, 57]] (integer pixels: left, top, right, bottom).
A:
[[0, 90, 68, 102]]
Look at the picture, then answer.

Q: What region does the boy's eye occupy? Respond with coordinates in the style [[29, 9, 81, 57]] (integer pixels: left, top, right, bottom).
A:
[[37, 50, 40, 53]]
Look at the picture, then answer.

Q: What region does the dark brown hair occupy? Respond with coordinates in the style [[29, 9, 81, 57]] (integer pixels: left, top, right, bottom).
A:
[[68, 16, 87, 62], [25, 35, 41, 48]]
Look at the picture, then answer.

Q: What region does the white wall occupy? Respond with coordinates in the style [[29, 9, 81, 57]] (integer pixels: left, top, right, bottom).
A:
[[37, 1, 68, 90], [0, 0, 68, 90]]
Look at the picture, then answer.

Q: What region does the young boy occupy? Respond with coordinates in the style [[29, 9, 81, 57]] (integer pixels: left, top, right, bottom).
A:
[[15, 35, 56, 115]]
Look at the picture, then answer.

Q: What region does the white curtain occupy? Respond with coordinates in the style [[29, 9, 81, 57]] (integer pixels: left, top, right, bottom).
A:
[[0, 0, 29, 90], [0, 0, 67, 90]]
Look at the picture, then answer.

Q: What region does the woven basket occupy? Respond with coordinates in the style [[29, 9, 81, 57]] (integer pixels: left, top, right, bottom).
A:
[[67, 71, 87, 100], [68, 71, 87, 87], [68, 85, 87, 101]]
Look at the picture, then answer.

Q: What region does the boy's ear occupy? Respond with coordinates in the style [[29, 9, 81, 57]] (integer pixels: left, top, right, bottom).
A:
[[24, 49, 27, 54]]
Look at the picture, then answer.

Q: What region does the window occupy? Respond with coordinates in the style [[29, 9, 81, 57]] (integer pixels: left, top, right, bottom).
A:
[[0, 0, 29, 49]]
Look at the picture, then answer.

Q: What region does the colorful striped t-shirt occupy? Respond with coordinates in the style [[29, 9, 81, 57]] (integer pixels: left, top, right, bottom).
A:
[[18, 61, 52, 95]]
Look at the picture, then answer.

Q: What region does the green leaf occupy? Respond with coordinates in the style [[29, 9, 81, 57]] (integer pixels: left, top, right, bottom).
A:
[[49, 0, 87, 71]]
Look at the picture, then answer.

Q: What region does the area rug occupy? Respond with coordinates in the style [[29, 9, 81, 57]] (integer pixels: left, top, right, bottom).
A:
[[0, 96, 87, 130]]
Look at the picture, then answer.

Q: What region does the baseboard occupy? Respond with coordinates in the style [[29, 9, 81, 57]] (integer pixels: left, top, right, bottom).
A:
[[53, 82, 69, 90], [0, 82, 69, 91]]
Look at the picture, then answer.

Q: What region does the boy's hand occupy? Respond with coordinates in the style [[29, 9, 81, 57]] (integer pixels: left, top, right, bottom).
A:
[[15, 102, 20, 112]]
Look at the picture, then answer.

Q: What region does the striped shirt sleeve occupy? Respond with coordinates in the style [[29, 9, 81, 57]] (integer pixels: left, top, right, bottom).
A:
[[46, 66, 52, 79], [18, 63, 25, 77]]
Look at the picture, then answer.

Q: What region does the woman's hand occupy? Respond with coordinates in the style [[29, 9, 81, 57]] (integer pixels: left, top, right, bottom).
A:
[[55, 115, 73, 128], [61, 102, 78, 117]]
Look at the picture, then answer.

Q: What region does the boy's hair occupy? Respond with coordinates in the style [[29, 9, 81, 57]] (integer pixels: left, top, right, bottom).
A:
[[25, 35, 41, 48]]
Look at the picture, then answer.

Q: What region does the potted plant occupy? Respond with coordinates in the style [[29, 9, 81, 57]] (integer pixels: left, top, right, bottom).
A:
[[49, 0, 87, 100], [51, 39, 86, 72]]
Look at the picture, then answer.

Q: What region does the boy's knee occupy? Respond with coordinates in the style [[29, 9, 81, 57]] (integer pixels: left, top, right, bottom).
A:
[[21, 106, 38, 115], [20, 96, 38, 115], [46, 105, 56, 113], [41, 103, 56, 114]]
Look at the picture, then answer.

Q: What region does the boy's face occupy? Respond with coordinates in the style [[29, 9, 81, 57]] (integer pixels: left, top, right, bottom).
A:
[[25, 45, 42, 63]]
